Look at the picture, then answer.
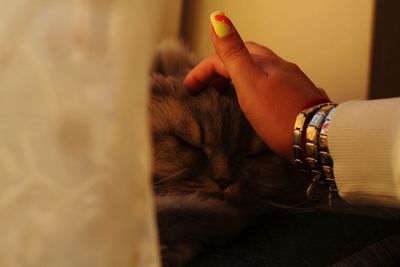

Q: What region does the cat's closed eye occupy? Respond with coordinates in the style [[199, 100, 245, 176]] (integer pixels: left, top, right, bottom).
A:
[[234, 149, 270, 165], [153, 135, 200, 180], [173, 133, 202, 151]]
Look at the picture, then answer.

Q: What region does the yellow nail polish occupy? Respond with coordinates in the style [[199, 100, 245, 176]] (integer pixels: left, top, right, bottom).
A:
[[210, 10, 234, 38]]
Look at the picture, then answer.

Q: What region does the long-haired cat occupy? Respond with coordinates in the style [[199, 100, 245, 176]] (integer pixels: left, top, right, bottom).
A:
[[150, 41, 400, 267], [150, 41, 308, 266]]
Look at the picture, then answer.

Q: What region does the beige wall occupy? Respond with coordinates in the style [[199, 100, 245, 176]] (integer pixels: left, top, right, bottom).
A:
[[159, 0, 183, 40], [182, 0, 375, 103]]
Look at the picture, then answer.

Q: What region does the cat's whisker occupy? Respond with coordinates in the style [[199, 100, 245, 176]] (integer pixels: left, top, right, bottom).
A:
[[153, 169, 190, 186]]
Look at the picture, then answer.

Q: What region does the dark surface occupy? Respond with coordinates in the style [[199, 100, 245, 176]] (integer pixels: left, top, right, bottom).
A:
[[187, 211, 400, 267]]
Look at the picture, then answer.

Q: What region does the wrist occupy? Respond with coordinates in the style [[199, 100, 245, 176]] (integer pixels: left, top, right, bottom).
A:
[[284, 96, 331, 161]]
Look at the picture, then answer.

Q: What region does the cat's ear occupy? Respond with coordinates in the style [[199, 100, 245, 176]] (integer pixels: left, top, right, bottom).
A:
[[152, 39, 197, 78]]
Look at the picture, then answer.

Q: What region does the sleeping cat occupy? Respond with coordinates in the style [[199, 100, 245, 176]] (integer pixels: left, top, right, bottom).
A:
[[150, 41, 308, 266], [150, 41, 400, 267]]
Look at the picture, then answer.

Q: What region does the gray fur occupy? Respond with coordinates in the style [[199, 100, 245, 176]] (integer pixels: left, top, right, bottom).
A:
[[150, 41, 307, 266]]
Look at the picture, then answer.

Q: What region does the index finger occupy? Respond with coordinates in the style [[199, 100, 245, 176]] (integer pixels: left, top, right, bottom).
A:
[[183, 53, 229, 94], [183, 44, 271, 94]]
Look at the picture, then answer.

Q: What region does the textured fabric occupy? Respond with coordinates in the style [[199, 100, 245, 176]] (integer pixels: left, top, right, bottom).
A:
[[0, 1, 162, 266], [329, 98, 400, 207]]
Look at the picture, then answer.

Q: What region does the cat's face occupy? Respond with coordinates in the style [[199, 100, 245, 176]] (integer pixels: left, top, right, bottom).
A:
[[150, 74, 307, 208]]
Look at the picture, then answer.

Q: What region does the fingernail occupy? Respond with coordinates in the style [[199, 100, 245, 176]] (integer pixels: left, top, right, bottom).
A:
[[210, 10, 234, 38]]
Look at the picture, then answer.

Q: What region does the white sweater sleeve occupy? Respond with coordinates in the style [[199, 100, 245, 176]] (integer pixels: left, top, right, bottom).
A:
[[328, 97, 400, 208]]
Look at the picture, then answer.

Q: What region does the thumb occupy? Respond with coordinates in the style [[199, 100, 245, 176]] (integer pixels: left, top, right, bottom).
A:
[[209, 11, 264, 91]]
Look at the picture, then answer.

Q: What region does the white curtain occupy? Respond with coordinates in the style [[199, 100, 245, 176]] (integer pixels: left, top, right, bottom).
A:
[[0, 0, 167, 266]]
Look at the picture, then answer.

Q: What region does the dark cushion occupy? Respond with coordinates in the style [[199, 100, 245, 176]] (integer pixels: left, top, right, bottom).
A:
[[188, 211, 400, 267]]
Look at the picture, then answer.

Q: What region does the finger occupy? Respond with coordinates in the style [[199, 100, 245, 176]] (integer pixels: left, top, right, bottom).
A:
[[183, 54, 229, 94], [209, 11, 265, 92], [183, 52, 267, 94]]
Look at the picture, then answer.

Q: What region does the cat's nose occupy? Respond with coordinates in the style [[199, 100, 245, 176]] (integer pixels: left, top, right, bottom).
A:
[[212, 176, 231, 190]]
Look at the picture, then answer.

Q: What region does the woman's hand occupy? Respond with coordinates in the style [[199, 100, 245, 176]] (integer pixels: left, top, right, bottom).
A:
[[183, 11, 329, 160]]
